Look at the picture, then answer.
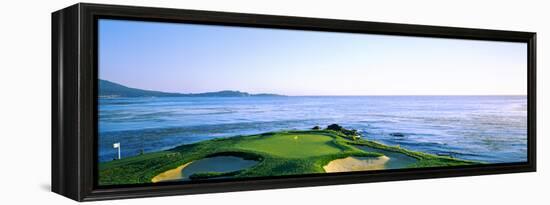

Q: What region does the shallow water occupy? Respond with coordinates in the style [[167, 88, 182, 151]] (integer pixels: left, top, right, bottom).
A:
[[179, 156, 258, 180], [99, 96, 527, 163], [354, 145, 418, 169]]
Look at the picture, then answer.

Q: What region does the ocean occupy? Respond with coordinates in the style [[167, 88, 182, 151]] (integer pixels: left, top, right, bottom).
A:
[[98, 96, 527, 163]]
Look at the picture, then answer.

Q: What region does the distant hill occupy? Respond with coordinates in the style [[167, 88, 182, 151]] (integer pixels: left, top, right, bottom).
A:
[[99, 79, 183, 97], [99, 79, 284, 97]]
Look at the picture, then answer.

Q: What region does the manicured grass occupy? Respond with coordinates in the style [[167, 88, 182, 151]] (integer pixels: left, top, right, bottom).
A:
[[98, 129, 480, 186], [189, 171, 240, 180], [233, 132, 344, 158]]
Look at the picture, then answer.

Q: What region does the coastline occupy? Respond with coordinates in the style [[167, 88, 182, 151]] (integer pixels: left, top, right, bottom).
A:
[[99, 95, 527, 164], [99, 127, 479, 186]]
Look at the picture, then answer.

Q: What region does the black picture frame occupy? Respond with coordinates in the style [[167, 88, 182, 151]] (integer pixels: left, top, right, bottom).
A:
[[52, 3, 536, 201]]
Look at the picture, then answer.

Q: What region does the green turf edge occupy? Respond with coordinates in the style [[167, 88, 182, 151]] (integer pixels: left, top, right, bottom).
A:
[[98, 129, 480, 185]]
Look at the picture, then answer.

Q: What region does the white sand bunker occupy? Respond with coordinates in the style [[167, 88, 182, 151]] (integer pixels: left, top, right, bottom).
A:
[[151, 162, 193, 183], [323, 156, 390, 173]]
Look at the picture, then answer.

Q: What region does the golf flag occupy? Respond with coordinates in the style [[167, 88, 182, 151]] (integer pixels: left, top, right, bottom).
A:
[[113, 142, 120, 148]]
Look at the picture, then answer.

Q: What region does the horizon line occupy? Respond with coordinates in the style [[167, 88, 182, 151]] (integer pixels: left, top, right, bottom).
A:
[[285, 94, 527, 97], [100, 79, 526, 97]]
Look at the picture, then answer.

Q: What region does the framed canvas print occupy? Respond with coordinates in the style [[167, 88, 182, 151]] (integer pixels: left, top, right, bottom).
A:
[[52, 3, 536, 201]]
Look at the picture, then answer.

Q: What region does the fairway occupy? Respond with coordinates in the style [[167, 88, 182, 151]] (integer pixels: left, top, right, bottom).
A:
[[233, 133, 344, 158], [98, 129, 478, 185]]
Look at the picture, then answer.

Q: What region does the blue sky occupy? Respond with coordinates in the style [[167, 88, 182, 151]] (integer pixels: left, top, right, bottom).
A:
[[99, 19, 527, 96]]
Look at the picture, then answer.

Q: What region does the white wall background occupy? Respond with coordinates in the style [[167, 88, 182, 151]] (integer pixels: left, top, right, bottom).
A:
[[0, 0, 547, 204]]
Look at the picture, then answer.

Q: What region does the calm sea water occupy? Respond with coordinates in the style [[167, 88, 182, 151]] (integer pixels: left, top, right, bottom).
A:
[[98, 96, 527, 163]]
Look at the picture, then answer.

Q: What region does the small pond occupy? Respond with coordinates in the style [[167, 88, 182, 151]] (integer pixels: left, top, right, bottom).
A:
[[180, 156, 258, 180]]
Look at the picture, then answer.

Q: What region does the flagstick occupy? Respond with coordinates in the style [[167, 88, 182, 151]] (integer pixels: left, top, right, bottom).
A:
[[113, 142, 121, 160]]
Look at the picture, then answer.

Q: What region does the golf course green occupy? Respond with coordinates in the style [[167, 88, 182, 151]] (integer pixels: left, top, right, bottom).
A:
[[98, 125, 479, 185]]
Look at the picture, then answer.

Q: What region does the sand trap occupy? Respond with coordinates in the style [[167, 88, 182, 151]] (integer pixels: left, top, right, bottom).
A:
[[354, 145, 418, 169], [152, 156, 259, 182], [323, 156, 390, 173], [151, 162, 193, 183]]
